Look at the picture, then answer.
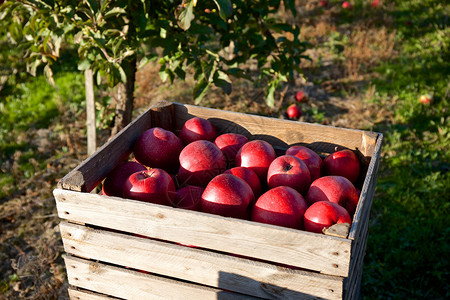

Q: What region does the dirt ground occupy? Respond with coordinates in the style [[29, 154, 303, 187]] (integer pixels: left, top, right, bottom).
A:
[[0, 1, 397, 299]]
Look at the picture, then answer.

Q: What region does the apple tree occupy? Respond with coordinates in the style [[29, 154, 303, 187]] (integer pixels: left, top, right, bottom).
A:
[[0, 0, 309, 135]]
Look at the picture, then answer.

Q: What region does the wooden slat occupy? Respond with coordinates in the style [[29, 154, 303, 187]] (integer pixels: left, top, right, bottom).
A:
[[348, 134, 383, 240], [60, 221, 344, 300], [68, 287, 119, 300], [54, 189, 351, 277], [172, 103, 378, 156], [65, 255, 257, 300], [57, 106, 153, 192]]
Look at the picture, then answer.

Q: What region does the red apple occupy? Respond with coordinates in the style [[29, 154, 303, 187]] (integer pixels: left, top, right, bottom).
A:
[[319, 0, 328, 7], [251, 186, 307, 229], [178, 140, 226, 186], [102, 161, 147, 197], [419, 94, 433, 105], [371, 0, 379, 8], [133, 127, 183, 173], [224, 167, 262, 199], [235, 140, 277, 181], [304, 201, 351, 234], [267, 155, 311, 196], [173, 185, 204, 211], [123, 168, 175, 205], [342, 1, 352, 9], [287, 104, 301, 119], [286, 145, 322, 181], [215, 133, 248, 168], [306, 175, 359, 216], [201, 174, 254, 219], [179, 117, 217, 144], [322, 149, 360, 183], [295, 90, 307, 102]]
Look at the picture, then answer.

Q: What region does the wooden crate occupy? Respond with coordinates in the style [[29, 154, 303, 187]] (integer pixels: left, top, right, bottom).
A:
[[54, 101, 383, 299]]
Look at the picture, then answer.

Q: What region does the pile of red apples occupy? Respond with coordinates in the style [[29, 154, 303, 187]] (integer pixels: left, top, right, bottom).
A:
[[102, 117, 362, 234]]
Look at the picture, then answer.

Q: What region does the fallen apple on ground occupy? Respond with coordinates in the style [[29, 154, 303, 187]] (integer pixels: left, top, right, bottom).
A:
[[286, 104, 302, 119]]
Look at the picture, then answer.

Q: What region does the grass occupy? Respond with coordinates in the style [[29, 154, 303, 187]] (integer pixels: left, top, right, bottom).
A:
[[358, 1, 450, 298], [0, 72, 85, 199], [0, 0, 449, 298]]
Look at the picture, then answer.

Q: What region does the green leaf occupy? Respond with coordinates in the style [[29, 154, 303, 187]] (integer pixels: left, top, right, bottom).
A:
[[177, 0, 195, 31], [78, 59, 91, 71], [193, 77, 210, 104], [43, 64, 55, 86], [214, 70, 232, 95], [265, 80, 277, 108], [104, 7, 126, 19], [213, 0, 232, 20]]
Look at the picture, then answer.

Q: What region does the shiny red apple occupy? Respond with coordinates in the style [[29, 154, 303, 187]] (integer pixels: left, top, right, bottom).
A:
[[123, 168, 175, 205], [178, 140, 226, 186], [133, 127, 183, 173], [214, 133, 248, 168], [306, 175, 359, 216], [342, 1, 352, 9], [285, 145, 322, 181], [267, 155, 311, 196], [224, 167, 262, 199], [201, 174, 254, 219], [235, 140, 276, 182], [179, 116, 217, 144], [102, 161, 147, 197], [304, 201, 351, 234], [322, 149, 360, 183], [419, 94, 433, 105], [251, 186, 308, 229], [286, 104, 301, 119]]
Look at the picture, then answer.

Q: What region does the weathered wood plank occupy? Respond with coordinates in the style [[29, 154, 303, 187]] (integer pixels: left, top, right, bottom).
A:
[[348, 134, 383, 240], [172, 103, 378, 156], [57, 106, 153, 192], [54, 189, 352, 277], [68, 287, 119, 300], [60, 221, 344, 300], [65, 255, 258, 300]]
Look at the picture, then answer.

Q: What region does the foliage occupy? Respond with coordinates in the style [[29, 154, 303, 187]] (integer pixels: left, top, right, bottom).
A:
[[0, 0, 310, 107]]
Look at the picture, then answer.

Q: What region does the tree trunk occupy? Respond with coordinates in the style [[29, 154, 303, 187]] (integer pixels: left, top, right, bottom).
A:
[[110, 56, 137, 137]]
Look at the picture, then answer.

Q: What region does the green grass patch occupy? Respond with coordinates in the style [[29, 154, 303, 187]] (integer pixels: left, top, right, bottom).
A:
[[361, 1, 449, 298]]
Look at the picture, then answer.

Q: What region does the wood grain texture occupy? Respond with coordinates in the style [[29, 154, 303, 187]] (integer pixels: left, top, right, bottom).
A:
[[348, 134, 383, 240], [57, 106, 153, 192], [171, 102, 378, 156], [60, 221, 343, 299], [68, 287, 118, 300], [54, 189, 351, 277], [65, 255, 258, 300]]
